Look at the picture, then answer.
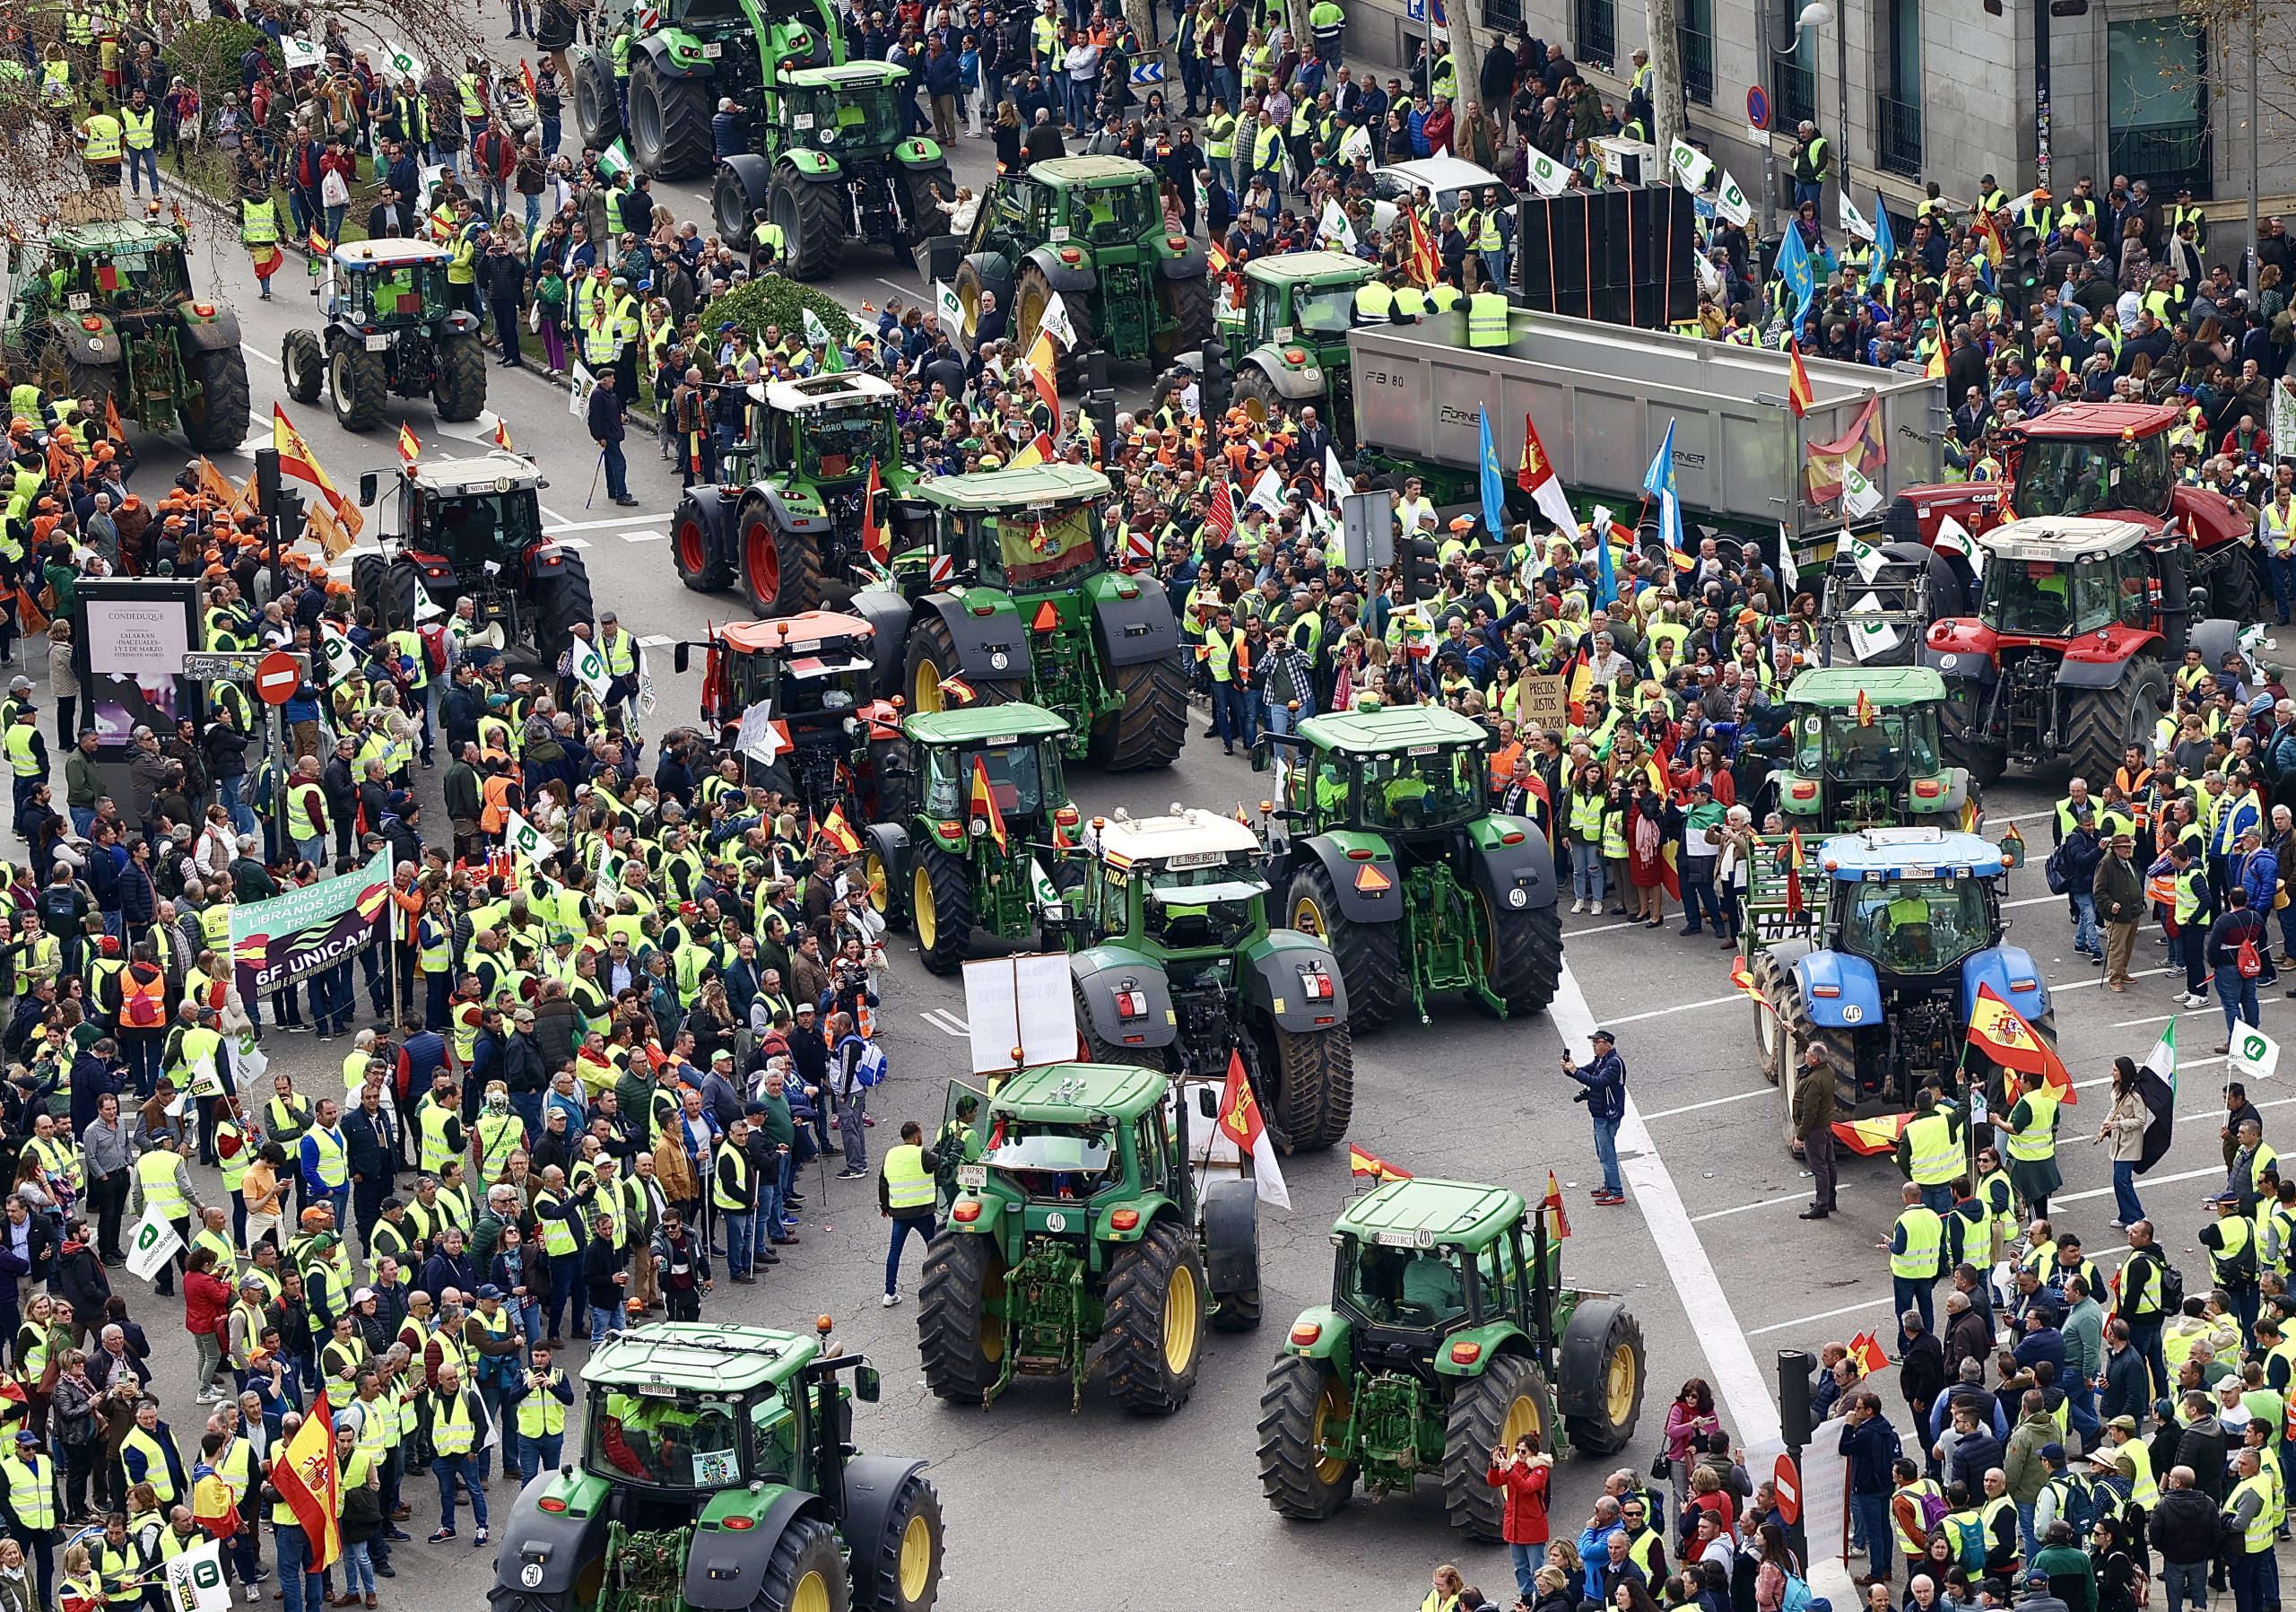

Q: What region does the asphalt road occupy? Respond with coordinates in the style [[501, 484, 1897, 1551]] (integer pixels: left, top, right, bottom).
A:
[[80, 58, 2296, 1612]]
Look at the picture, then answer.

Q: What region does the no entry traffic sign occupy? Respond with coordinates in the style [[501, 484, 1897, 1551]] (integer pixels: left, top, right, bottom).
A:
[[256, 650, 302, 706]]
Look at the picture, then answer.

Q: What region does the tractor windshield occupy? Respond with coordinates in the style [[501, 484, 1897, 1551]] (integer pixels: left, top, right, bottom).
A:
[[1292, 283, 1361, 336], [1341, 1239, 1470, 1330], [1798, 710, 1940, 782], [352, 261, 451, 328], [1065, 181, 1160, 247], [1145, 866, 1266, 950], [72, 243, 189, 310], [2013, 433, 2170, 519], [799, 404, 895, 481], [1837, 876, 1994, 972], [787, 83, 902, 152], [984, 501, 1101, 588], [587, 1389, 745, 1489], [981, 1120, 1113, 1196], [1356, 746, 1483, 832], [1979, 556, 2127, 637], [422, 490, 544, 561], [922, 739, 1063, 819]]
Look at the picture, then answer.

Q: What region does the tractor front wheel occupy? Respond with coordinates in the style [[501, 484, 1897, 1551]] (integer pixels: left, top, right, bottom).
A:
[[281, 329, 324, 404], [1749, 948, 1791, 1085], [857, 1470, 944, 1612], [1475, 885, 1563, 1018], [1255, 1018, 1352, 1154], [747, 1513, 849, 1612], [1776, 984, 1858, 1153], [1231, 365, 1283, 424], [180, 345, 252, 452], [1087, 656, 1187, 770], [1257, 1354, 1357, 1521], [329, 342, 387, 431], [534, 552, 596, 671], [432, 333, 487, 421], [2062, 655, 2169, 787], [911, 843, 973, 976], [1101, 1218, 1204, 1415], [771, 172, 848, 281], [673, 493, 733, 592], [1286, 861, 1400, 1033], [1561, 1302, 1648, 1455], [351, 555, 387, 626], [1441, 1352, 1555, 1541], [916, 1229, 1004, 1405], [1153, 271, 1215, 357], [904, 614, 1017, 716]]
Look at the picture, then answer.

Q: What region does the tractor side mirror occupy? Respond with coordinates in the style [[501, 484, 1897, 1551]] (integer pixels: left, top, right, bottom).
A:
[[1196, 1087, 1218, 1119], [358, 472, 378, 507], [854, 1365, 881, 1403], [674, 642, 691, 674]]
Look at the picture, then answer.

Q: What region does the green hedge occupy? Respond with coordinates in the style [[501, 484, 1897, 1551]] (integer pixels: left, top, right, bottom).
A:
[[162, 20, 276, 102], [703, 275, 857, 344]]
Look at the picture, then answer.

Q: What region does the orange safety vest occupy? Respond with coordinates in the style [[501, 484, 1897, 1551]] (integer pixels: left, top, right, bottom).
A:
[[480, 774, 516, 834], [118, 963, 167, 1029], [2116, 765, 2156, 828], [392, 885, 424, 946]]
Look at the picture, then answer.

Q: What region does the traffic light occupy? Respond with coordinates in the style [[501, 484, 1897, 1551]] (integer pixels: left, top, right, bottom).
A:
[[1198, 332, 1231, 419], [2007, 223, 2045, 307], [1397, 527, 1440, 603]]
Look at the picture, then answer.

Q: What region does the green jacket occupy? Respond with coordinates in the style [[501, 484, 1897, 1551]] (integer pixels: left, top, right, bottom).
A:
[[65, 747, 102, 809], [2004, 1410, 2058, 1503]]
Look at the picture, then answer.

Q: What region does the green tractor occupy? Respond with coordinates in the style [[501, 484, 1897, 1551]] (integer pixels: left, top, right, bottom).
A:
[[4, 211, 248, 451], [863, 701, 1079, 975], [486, 1321, 944, 1612], [849, 462, 1188, 772], [951, 156, 1214, 388], [1764, 667, 1977, 834], [281, 239, 487, 431], [573, 0, 832, 177], [1221, 248, 1369, 439], [1265, 705, 1563, 1031], [1259, 1177, 1647, 1536], [672, 370, 918, 617], [918, 1059, 1261, 1413], [1062, 806, 1353, 1151]]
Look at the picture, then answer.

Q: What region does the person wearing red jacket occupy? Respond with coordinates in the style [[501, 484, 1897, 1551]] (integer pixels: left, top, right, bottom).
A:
[[182, 1245, 237, 1403], [1485, 1433, 1554, 1606]]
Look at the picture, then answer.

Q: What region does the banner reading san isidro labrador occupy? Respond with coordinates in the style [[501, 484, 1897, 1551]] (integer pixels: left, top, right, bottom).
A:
[[230, 849, 396, 998]]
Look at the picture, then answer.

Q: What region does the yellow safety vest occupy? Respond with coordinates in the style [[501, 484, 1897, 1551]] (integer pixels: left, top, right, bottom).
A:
[[516, 1367, 568, 1438], [4, 723, 41, 779], [2233, 1471, 2281, 1554], [2006, 1088, 2059, 1163], [121, 1427, 176, 1502], [430, 1389, 477, 1456], [1903, 1109, 1961, 1185], [711, 1140, 752, 1211], [1465, 292, 1509, 348], [80, 113, 121, 161], [307, 1124, 350, 1189], [883, 1144, 934, 1212], [135, 1149, 187, 1220], [1891, 1207, 1944, 1280], [121, 105, 154, 149]]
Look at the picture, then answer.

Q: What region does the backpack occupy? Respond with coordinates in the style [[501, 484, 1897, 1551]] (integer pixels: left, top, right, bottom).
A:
[[1781, 1576, 1815, 1612], [2048, 1471, 2097, 1536], [2043, 841, 2071, 894], [853, 1039, 888, 1089], [2238, 930, 2264, 979], [1916, 1487, 1950, 1535], [1947, 1511, 1989, 1571]]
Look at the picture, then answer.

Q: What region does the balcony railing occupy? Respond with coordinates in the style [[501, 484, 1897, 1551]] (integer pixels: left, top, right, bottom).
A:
[[1875, 94, 1922, 178], [1679, 23, 1715, 105], [1772, 62, 1816, 132], [1576, 0, 1616, 72], [2109, 120, 2212, 200]]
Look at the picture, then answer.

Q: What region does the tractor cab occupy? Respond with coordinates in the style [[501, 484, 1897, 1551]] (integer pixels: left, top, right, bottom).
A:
[[1818, 828, 2005, 978], [41, 220, 193, 319], [905, 463, 1111, 595], [937, 1062, 1174, 1213], [2011, 416, 2173, 520], [1326, 1178, 1549, 1355], [776, 64, 905, 152], [1235, 251, 1370, 346], [909, 703, 1071, 830], [1283, 708, 1487, 837], [1970, 518, 2156, 638], [752, 372, 897, 485], [703, 611, 881, 728], [1773, 666, 1967, 831], [371, 452, 550, 570], [1078, 808, 1273, 955], [326, 239, 452, 329]]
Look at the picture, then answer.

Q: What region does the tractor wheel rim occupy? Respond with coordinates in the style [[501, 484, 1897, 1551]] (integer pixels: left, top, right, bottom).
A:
[[633, 83, 659, 151], [675, 517, 706, 578], [1311, 1373, 1352, 1485], [329, 350, 353, 410], [898, 1512, 934, 1601], [1605, 1341, 1638, 1424], [865, 851, 888, 914], [791, 1569, 831, 1612], [1500, 1390, 1542, 1448], [914, 864, 935, 949], [957, 276, 979, 338], [910, 653, 944, 714], [1290, 893, 1325, 937], [1240, 393, 1267, 423], [743, 519, 779, 608], [1162, 1258, 1198, 1373], [1016, 283, 1047, 353]]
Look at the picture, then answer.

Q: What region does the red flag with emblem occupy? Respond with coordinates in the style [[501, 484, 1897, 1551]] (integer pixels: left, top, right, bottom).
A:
[[272, 1391, 341, 1567], [819, 805, 861, 855], [860, 460, 887, 566], [970, 755, 1006, 854], [1969, 981, 2074, 1102], [1217, 1050, 1291, 1207], [1347, 1144, 1411, 1181]]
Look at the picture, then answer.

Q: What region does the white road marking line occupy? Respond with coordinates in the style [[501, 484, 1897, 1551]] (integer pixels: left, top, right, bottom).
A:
[[544, 512, 673, 534], [245, 346, 281, 365], [1549, 962, 1781, 1443], [1566, 919, 1641, 938], [2050, 966, 2171, 994], [1746, 1296, 1894, 1338], [636, 634, 674, 648], [2111, 1014, 2176, 1028], [2055, 1161, 2228, 1206], [1604, 990, 1745, 1025], [1690, 1196, 1814, 1224], [550, 535, 591, 549], [620, 529, 670, 543], [540, 505, 571, 525], [919, 1008, 970, 1037], [2002, 893, 2067, 909], [1640, 1087, 1773, 1121]]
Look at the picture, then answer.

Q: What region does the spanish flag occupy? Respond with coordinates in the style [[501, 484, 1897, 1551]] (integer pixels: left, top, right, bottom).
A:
[[490, 418, 513, 452], [819, 805, 861, 855], [1855, 687, 1874, 728], [936, 675, 978, 706], [1848, 1330, 1890, 1374], [1831, 1114, 1909, 1155], [271, 1392, 341, 1568], [1543, 1168, 1571, 1239], [1023, 327, 1061, 423], [859, 459, 887, 566], [970, 755, 1007, 855], [307, 223, 330, 256], [1009, 430, 1057, 469], [396, 423, 420, 466], [1969, 981, 2074, 1101], [1786, 338, 1814, 419], [519, 57, 539, 99], [1347, 1144, 1411, 1182], [1405, 205, 1440, 285], [1925, 341, 1946, 380]]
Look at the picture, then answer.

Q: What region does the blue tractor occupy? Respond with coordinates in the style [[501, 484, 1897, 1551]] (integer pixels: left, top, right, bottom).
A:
[[1743, 828, 2056, 1149]]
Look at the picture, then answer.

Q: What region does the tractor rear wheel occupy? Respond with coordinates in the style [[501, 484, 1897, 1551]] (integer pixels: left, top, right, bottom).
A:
[[1937, 692, 2005, 788], [1561, 1303, 1648, 1455], [862, 843, 901, 930], [951, 259, 989, 347], [181, 345, 251, 452], [1102, 1218, 1204, 1415], [2062, 655, 2169, 787], [771, 173, 848, 281], [570, 50, 621, 149], [281, 329, 324, 404], [329, 342, 387, 431], [736, 499, 824, 618], [1776, 983, 1857, 1154], [1153, 271, 1215, 357], [1285, 861, 1400, 1033], [487, 1590, 580, 1612], [1441, 1352, 1555, 1541], [748, 1513, 848, 1612], [1257, 1354, 1357, 1521], [917, 1229, 1004, 1405], [62, 359, 117, 411], [673, 493, 733, 592], [432, 333, 487, 420], [911, 842, 973, 976], [898, 162, 955, 255], [904, 614, 1019, 716], [855, 1470, 944, 1612], [352, 555, 387, 625], [382, 558, 423, 634], [1255, 1018, 1352, 1154], [1087, 655, 1187, 770], [1474, 886, 1562, 1019], [534, 552, 596, 671], [628, 56, 713, 179], [1013, 263, 1089, 390], [1074, 982, 1163, 1068], [1231, 365, 1282, 424]]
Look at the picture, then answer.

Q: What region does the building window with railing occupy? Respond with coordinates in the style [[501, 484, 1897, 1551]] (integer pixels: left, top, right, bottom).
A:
[[2109, 17, 2211, 198], [1770, 0, 1816, 130], [1875, 0, 1922, 175], [1576, 0, 1616, 72], [1679, 0, 1715, 104]]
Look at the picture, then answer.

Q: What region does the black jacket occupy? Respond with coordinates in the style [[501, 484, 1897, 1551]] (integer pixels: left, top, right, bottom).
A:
[[343, 1103, 396, 1181], [587, 384, 626, 445], [501, 1032, 550, 1095], [2149, 1486, 2221, 1565]]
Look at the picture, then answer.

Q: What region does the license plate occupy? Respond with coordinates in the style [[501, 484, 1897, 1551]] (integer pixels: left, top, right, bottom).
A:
[[67, 293, 90, 310], [956, 1164, 986, 1189], [701, 41, 722, 56], [364, 335, 388, 351]]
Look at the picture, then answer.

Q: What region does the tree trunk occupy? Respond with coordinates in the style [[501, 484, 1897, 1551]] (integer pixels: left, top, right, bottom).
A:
[[1448, 7, 1477, 128], [1125, 0, 1160, 57], [1648, 0, 1684, 154]]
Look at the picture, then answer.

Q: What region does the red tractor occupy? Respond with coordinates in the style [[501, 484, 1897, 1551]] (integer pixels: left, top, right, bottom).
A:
[[674, 610, 915, 825]]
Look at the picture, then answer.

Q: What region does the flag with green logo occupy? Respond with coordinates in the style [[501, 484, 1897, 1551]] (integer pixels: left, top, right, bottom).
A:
[[597, 138, 633, 179], [1666, 138, 1715, 191], [383, 39, 425, 82], [1522, 145, 1569, 197], [570, 638, 612, 701], [505, 810, 558, 865], [318, 618, 358, 681], [2234, 1024, 2281, 1082], [1715, 171, 1752, 228]]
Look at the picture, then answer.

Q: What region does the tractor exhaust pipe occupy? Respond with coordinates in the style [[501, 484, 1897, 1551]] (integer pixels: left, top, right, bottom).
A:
[[2156, 543, 2191, 661]]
